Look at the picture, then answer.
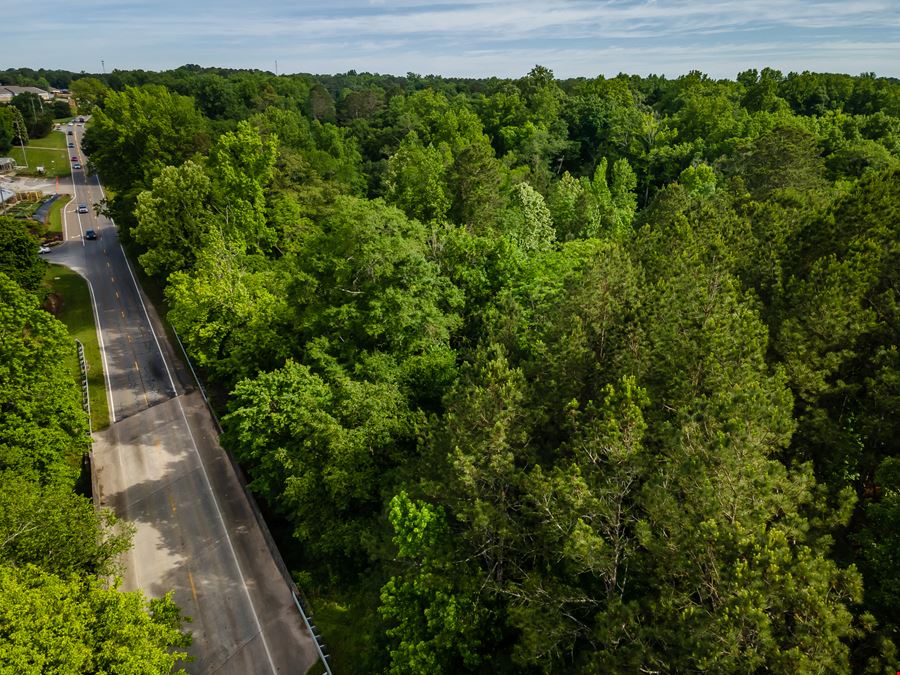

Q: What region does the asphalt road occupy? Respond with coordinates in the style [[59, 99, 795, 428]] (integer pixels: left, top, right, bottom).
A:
[[46, 123, 318, 674]]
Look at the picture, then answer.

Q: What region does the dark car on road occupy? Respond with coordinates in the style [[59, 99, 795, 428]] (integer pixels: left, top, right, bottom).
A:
[[84, 229, 97, 240]]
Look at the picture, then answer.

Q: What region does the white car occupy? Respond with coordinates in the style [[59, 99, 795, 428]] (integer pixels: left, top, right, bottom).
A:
[[38, 245, 51, 254], [77, 203, 89, 214]]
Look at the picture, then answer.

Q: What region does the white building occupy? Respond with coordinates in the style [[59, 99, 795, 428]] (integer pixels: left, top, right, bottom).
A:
[[0, 86, 53, 103]]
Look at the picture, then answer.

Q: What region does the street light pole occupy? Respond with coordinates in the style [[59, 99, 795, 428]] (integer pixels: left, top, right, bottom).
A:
[[12, 116, 28, 168]]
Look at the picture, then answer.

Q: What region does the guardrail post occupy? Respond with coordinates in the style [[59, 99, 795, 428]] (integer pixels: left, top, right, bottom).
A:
[[292, 592, 333, 675], [74, 338, 91, 435]]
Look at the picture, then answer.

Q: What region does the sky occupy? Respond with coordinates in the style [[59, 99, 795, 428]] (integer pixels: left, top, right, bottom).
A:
[[4, 0, 899, 79]]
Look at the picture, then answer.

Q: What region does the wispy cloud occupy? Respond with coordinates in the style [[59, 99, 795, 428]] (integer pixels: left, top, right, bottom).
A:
[[3, 0, 898, 77]]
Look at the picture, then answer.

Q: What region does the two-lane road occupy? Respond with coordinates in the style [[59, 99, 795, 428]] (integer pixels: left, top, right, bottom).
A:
[[58, 155, 173, 419], [49, 123, 318, 674]]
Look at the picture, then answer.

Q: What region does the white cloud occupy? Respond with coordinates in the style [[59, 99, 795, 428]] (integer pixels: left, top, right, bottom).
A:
[[3, 0, 898, 76]]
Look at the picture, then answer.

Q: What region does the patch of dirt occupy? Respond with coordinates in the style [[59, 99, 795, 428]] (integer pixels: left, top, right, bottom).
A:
[[44, 292, 62, 316]]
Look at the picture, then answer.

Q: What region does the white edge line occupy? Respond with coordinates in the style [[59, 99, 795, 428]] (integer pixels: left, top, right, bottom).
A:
[[93, 173, 177, 398], [73, 205, 85, 244], [68, 157, 85, 246], [96, 173, 277, 673], [174, 398, 278, 673], [117, 244, 178, 397], [61, 200, 69, 242], [82, 272, 116, 424]]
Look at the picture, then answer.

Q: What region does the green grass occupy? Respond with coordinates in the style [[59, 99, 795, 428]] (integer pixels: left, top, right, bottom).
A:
[[10, 130, 72, 177], [34, 130, 69, 150], [47, 194, 71, 237], [44, 264, 110, 431]]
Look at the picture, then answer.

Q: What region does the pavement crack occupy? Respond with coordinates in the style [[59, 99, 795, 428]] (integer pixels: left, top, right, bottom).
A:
[[204, 628, 267, 675]]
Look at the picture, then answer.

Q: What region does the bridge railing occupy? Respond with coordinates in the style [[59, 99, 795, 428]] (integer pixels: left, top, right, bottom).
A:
[[171, 326, 333, 674]]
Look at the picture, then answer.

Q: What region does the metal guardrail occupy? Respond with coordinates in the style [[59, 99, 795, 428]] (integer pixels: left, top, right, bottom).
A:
[[293, 591, 333, 675], [170, 326, 333, 673], [75, 338, 102, 510], [75, 338, 91, 434]]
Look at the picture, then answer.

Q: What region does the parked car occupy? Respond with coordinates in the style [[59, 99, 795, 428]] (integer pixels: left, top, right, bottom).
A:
[[84, 229, 97, 240], [38, 245, 51, 254], [77, 203, 89, 214]]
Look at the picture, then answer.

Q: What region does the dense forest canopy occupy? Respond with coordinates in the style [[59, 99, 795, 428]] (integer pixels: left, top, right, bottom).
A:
[[4, 63, 898, 672]]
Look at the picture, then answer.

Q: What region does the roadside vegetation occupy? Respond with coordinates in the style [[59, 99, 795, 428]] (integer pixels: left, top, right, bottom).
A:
[[46, 193, 70, 237], [43, 263, 110, 430], [0, 214, 191, 671], [4, 64, 899, 673], [2, 199, 43, 220], [3, 194, 70, 242]]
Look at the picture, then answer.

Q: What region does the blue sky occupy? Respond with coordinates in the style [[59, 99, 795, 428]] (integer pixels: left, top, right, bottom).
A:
[[5, 0, 899, 78]]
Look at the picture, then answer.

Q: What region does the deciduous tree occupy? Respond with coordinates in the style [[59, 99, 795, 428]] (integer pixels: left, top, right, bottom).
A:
[[0, 274, 87, 486], [0, 564, 190, 674]]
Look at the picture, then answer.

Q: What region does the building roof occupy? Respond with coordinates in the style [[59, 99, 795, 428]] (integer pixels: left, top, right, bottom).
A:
[[0, 85, 52, 100]]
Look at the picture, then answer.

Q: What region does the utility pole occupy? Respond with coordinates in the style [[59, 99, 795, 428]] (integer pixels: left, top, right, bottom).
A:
[[101, 59, 105, 74], [12, 115, 28, 168], [275, 60, 278, 76]]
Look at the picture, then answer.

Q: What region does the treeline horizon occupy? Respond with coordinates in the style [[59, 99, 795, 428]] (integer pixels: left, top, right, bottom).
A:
[[3, 62, 900, 106], [4, 62, 897, 672], [4, 61, 900, 81]]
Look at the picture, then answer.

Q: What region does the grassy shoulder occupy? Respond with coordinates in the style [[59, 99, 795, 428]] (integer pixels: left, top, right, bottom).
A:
[[43, 264, 110, 430], [47, 194, 71, 237], [10, 130, 72, 177]]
